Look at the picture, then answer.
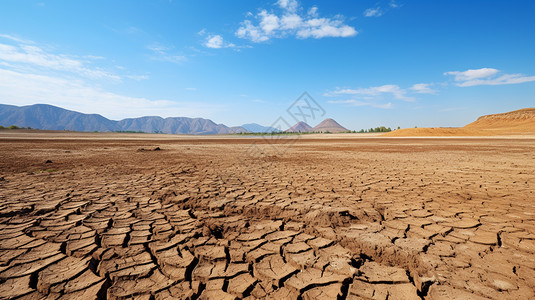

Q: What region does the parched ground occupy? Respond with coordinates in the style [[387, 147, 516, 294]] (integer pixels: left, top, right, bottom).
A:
[[0, 133, 534, 299], [385, 108, 535, 137]]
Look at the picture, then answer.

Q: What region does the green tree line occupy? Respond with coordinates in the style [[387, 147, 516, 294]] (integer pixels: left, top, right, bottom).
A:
[[0, 125, 32, 129], [357, 126, 392, 133]]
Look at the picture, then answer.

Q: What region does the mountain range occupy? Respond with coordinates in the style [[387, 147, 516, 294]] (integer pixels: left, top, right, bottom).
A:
[[1, 104, 348, 135], [241, 123, 280, 133], [0, 104, 253, 135], [286, 118, 348, 133]]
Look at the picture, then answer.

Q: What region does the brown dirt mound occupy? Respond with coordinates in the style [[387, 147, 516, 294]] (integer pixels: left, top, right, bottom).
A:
[[384, 127, 490, 137], [465, 108, 535, 131], [384, 108, 535, 137]]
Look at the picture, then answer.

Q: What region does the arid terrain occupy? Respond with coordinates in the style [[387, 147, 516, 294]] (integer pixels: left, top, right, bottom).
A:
[[386, 108, 535, 137], [1, 132, 534, 299]]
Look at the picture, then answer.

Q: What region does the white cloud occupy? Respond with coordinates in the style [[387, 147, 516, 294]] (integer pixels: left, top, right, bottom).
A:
[[259, 10, 280, 34], [445, 68, 499, 81], [0, 68, 218, 120], [444, 67, 535, 87], [297, 18, 357, 39], [331, 84, 414, 101], [85, 55, 105, 60], [0, 41, 120, 80], [375, 102, 393, 109], [364, 1, 401, 18], [236, 20, 270, 43], [410, 83, 437, 94], [147, 44, 187, 64], [201, 32, 236, 49], [280, 14, 303, 29], [126, 75, 149, 81], [0, 35, 148, 83], [364, 8, 382, 17], [328, 99, 392, 109], [0, 35, 221, 119], [308, 6, 318, 17], [0, 34, 35, 44], [326, 82, 436, 109], [235, 0, 357, 42], [277, 0, 299, 13], [147, 44, 168, 54], [205, 35, 224, 48]]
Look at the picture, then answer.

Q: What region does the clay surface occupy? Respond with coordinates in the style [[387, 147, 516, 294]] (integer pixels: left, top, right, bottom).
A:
[[0, 133, 534, 299]]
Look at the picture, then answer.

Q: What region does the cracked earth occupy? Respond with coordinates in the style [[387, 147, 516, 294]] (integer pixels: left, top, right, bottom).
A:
[[0, 135, 534, 299]]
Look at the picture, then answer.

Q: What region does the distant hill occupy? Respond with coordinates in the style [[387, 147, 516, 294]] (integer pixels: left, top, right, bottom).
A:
[[286, 121, 313, 132], [312, 118, 348, 133], [385, 108, 535, 136], [241, 123, 280, 133], [117, 116, 240, 135], [229, 126, 248, 134], [0, 104, 246, 135], [0, 104, 121, 132]]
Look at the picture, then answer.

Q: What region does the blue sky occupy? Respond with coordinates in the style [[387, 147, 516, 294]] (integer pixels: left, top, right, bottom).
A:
[[1, 0, 534, 130]]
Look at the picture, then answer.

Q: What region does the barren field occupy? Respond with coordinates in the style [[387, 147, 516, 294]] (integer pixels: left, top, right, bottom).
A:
[[1, 132, 534, 299]]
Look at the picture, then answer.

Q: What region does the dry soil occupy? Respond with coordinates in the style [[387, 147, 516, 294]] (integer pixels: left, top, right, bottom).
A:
[[0, 132, 534, 299]]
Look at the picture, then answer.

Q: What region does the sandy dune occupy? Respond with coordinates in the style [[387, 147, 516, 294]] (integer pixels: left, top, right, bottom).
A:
[[0, 132, 534, 299], [385, 108, 535, 137]]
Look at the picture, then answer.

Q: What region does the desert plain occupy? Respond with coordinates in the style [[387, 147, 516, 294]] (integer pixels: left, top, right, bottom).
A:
[[0, 132, 534, 299]]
